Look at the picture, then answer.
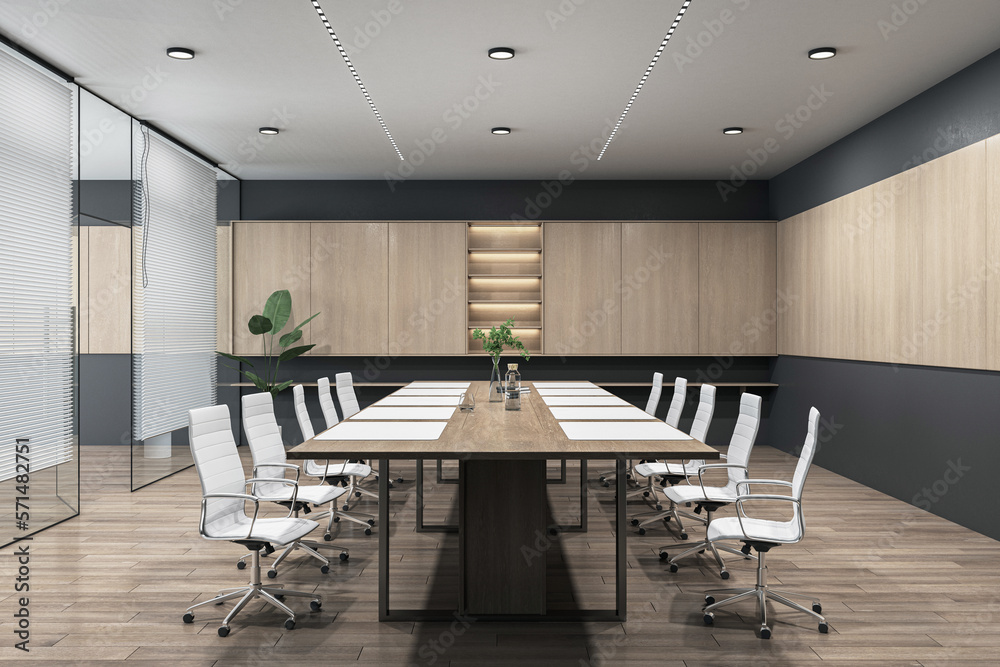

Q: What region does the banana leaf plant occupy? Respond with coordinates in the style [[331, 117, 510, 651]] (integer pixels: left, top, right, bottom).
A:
[[218, 289, 319, 396]]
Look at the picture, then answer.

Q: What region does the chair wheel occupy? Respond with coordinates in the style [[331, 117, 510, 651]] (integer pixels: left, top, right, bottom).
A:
[[680, 532, 688, 540], [320, 565, 330, 574], [599, 476, 606, 483], [703, 612, 714, 625], [182, 612, 194, 624], [284, 619, 295, 631], [310, 600, 322, 611], [355, 491, 362, 498], [659, 551, 668, 561], [342, 504, 350, 511], [236, 560, 246, 570], [603, 481, 610, 488], [396, 476, 404, 483], [704, 595, 715, 605], [630, 518, 639, 526], [388, 481, 393, 489], [333, 516, 340, 523], [367, 518, 375, 526], [720, 570, 730, 580], [760, 626, 771, 639], [638, 527, 646, 536], [818, 622, 828, 633], [699, 549, 705, 554], [340, 552, 349, 561], [374, 475, 379, 481], [813, 603, 823, 613], [642, 491, 649, 498], [324, 533, 332, 541], [669, 563, 678, 573], [275, 594, 285, 601], [656, 504, 663, 511], [218, 625, 230, 637], [364, 527, 372, 535], [267, 569, 277, 579]]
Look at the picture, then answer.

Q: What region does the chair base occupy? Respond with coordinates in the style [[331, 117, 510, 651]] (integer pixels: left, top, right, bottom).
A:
[[265, 539, 349, 577], [659, 539, 753, 579]]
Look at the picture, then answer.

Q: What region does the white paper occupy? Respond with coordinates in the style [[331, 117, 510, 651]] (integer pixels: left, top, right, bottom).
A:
[[406, 382, 471, 389], [531, 382, 597, 389], [533, 387, 610, 396], [351, 407, 456, 420], [559, 421, 693, 441], [376, 396, 463, 406], [394, 388, 468, 396], [315, 421, 448, 441], [548, 407, 657, 420], [540, 395, 630, 406]]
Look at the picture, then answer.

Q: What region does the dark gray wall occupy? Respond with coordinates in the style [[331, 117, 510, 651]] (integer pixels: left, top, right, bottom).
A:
[[80, 354, 131, 445]]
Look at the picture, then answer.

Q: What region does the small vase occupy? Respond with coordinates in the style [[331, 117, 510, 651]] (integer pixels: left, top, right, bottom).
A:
[[488, 359, 504, 402]]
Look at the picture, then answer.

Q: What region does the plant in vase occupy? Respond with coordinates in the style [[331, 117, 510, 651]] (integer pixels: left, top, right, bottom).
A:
[[218, 289, 319, 396], [471, 318, 531, 401]]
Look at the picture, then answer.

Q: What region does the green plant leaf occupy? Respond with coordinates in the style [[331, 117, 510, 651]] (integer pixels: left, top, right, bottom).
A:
[[245, 371, 268, 392], [278, 344, 315, 362], [262, 289, 292, 334], [217, 351, 254, 367], [289, 312, 319, 334], [271, 380, 293, 395], [248, 315, 272, 335], [278, 328, 303, 348]]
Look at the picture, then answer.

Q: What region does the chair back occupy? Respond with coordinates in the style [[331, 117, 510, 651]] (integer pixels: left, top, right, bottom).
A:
[[336, 372, 360, 419], [792, 407, 821, 502], [644, 372, 663, 415], [188, 404, 247, 537], [292, 384, 315, 441], [723, 392, 762, 492], [241, 392, 291, 498], [689, 384, 716, 443], [664, 376, 687, 428], [317, 376, 340, 429]]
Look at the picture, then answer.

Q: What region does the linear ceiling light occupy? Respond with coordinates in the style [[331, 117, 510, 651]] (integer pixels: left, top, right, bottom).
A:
[[597, 0, 693, 160], [309, 0, 404, 160]]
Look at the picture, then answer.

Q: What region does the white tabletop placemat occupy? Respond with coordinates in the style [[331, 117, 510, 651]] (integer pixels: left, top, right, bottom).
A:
[[351, 407, 457, 420], [406, 382, 471, 389], [540, 395, 630, 406], [559, 421, 693, 441], [315, 421, 448, 440], [394, 388, 469, 396], [548, 406, 657, 420], [375, 396, 464, 406], [531, 382, 597, 389], [534, 387, 610, 396]]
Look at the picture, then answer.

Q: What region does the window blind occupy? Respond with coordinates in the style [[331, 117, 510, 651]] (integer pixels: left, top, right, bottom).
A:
[[131, 125, 217, 441], [0, 48, 75, 481]]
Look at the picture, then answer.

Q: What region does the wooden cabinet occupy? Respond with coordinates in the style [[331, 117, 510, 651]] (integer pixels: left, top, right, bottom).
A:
[[86, 225, 132, 354], [388, 222, 466, 354], [216, 225, 232, 355], [543, 222, 621, 355], [621, 222, 699, 354], [310, 222, 388, 355], [699, 222, 776, 355], [988, 135, 1000, 371]]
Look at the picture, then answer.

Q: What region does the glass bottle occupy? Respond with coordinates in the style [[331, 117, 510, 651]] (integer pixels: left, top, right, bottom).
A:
[[489, 356, 503, 402], [504, 363, 521, 411]]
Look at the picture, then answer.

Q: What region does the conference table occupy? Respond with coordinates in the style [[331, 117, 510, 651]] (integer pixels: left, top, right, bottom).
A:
[[287, 380, 718, 622]]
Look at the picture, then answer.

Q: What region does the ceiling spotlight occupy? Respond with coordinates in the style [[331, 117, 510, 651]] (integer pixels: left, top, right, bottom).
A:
[[723, 127, 744, 135], [808, 47, 837, 60], [166, 47, 195, 60], [258, 127, 279, 135], [491, 127, 511, 135], [488, 47, 515, 60]]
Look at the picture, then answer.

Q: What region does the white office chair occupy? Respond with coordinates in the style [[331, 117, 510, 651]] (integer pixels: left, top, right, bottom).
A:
[[336, 371, 403, 484], [182, 404, 321, 637], [658, 392, 763, 579], [317, 376, 340, 429], [295, 383, 378, 506], [631, 383, 717, 530], [703, 407, 828, 639], [644, 371, 664, 415]]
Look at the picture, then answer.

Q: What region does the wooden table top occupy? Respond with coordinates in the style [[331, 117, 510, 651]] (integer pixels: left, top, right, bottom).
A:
[[287, 381, 720, 461]]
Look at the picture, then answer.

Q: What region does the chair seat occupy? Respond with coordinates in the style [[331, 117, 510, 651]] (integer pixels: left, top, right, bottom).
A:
[[304, 460, 372, 478], [206, 516, 318, 545], [707, 516, 802, 544], [257, 482, 345, 506], [662, 483, 735, 505], [634, 461, 694, 478]]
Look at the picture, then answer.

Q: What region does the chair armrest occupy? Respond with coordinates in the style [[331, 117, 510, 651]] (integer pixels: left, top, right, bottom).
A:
[[200, 493, 260, 540], [734, 493, 803, 542], [736, 478, 792, 493], [252, 462, 300, 482], [246, 477, 299, 513], [696, 463, 749, 497]]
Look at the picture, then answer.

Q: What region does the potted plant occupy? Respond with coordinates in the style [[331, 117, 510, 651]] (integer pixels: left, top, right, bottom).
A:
[[218, 289, 319, 396], [471, 317, 531, 401]]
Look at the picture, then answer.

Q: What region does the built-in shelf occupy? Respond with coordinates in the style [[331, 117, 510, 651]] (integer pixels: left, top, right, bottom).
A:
[[468, 299, 542, 304], [468, 273, 542, 278], [469, 322, 542, 329], [468, 247, 542, 253]]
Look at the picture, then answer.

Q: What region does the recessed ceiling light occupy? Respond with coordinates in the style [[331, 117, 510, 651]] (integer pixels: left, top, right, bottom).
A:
[[808, 47, 837, 60], [488, 47, 515, 60], [258, 127, 279, 135], [491, 127, 511, 135], [166, 47, 195, 60], [723, 127, 743, 135]]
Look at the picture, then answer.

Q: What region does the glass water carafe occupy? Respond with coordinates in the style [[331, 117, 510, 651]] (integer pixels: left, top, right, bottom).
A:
[[504, 363, 521, 411]]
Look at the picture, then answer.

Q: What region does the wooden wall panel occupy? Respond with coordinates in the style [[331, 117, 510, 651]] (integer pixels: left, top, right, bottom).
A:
[[77, 226, 88, 353], [543, 222, 621, 355], [988, 136, 1000, 370], [699, 222, 776, 355], [620, 222, 699, 354], [777, 208, 817, 357], [216, 225, 232, 355], [232, 222, 312, 356], [87, 225, 131, 354], [310, 222, 388, 355], [388, 222, 466, 354]]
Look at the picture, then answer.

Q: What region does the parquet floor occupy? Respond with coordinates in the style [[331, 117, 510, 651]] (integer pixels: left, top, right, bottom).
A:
[[2, 444, 999, 666]]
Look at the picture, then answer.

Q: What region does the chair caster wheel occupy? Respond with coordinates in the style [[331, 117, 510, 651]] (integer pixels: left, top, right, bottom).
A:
[[704, 595, 715, 605], [284, 619, 295, 631], [388, 481, 394, 489], [659, 551, 668, 561], [760, 626, 771, 640], [333, 516, 340, 523], [813, 603, 823, 613], [367, 518, 375, 526], [267, 569, 278, 579], [603, 481, 610, 488], [818, 622, 828, 633], [656, 504, 663, 511], [355, 491, 362, 498], [311, 600, 322, 611], [599, 476, 606, 483], [703, 612, 714, 625], [364, 527, 372, 535], [320, 565, 330, 574], [680, 532, 688, 540], [218, 625, 230, 637], [374, 475, 379, 481], [630, 518, 639, 526], [275, 594, 285, 601], [685, 502, 692, 507], [342, 504, 350, 511], [396, 477, 404, 483], [340, 552, 349, 561], [324, 533, 332, 541], [699, 549, 705, 554], [720, 570, 730, 580], [642, 491, 649, 498], [182, 613, 194, 624], [669, 563, 678, 573], [638, 527, 646, 536], [236, 560, 246, 570]]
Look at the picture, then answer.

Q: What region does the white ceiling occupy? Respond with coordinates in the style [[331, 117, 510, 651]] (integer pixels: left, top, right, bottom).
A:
[[3, 0, 1000, 180]]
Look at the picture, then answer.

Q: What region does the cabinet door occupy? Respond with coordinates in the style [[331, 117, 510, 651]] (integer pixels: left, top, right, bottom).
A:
[[621, 223, 699, 354], [310, 222, 389, 355], [543, 222, 621, 355], [232, 222, 312, 356], [388, 222, 466, 354], [699, 222, 776, 355]]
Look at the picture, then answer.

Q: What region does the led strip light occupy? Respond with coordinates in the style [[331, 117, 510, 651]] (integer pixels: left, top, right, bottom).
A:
[[597, 0, 693, 160], [310, 0, 404, 160]]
